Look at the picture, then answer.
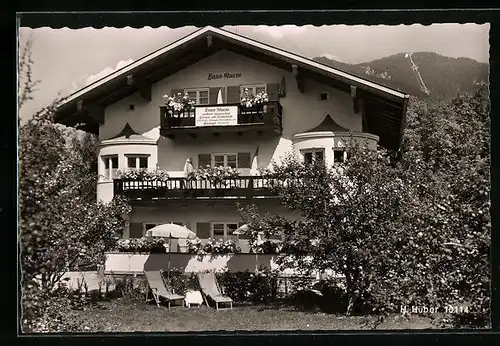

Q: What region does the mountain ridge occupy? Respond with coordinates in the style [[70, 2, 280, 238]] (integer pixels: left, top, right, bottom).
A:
[[313, 52, 489, 101]]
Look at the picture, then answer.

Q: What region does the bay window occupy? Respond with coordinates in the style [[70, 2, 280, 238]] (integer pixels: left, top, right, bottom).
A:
[[302, 148, 325, 165], [127, 155, 149, 170], [103, 155, 118, 180]]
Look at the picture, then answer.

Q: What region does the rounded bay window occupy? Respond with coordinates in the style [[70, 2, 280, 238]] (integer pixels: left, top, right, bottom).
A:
[[292, 114, 379, 166], [97, 123, 158, 203]]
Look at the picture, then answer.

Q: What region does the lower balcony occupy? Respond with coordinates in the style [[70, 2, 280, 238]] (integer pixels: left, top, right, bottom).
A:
[[113, 176, 279, 203]]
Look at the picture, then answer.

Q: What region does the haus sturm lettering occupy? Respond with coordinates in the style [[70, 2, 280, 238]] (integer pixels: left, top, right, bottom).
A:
[[208, 72, 242, 80]]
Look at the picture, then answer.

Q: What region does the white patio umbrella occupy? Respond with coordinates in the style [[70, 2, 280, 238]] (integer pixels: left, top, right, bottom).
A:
[[217, 89, 224, 104], [146, 223, 196, 278]]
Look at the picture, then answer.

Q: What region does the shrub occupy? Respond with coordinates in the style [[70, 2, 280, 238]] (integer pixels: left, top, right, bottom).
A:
[[217, 268, 279, 303]]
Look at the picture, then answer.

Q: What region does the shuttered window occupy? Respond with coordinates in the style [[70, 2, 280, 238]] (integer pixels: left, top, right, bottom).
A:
[[240, 84, 267, 96], [126, 155, 149, 170], [211, 222, 238, 240]]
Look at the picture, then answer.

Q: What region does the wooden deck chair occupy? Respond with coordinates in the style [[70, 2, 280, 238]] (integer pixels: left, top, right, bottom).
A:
[[144, 270, 184, 309], [197, 272, 233, 310]]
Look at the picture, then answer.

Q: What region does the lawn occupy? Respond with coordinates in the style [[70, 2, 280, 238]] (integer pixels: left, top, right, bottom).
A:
[[67, 298, 443, 332]]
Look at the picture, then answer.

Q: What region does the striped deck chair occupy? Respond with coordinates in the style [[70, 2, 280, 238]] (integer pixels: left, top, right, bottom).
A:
[[197, 272, 233, 310], [144, 270, 184, 309]]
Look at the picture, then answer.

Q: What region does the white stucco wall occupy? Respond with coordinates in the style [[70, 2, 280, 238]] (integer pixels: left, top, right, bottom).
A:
[[100, 49, 362, 173]]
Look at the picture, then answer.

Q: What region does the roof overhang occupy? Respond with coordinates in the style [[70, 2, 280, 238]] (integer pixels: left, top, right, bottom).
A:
[[54, 26, 410, 150]]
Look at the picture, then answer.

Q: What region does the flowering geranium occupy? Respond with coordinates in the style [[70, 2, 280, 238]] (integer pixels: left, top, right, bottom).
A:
[[240, 88, 269, 108], [190, 165, 241, 186], [187, 237, 204, 254], [163, 92, 195, 116], [205, 238, 241, 254], [116, 169, 170, 181], [117, 237, 165, 253]]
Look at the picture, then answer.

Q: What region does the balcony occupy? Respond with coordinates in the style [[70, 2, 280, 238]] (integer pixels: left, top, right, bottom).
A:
[[160, 102, 283, 138], [113, 176, 279, 203]]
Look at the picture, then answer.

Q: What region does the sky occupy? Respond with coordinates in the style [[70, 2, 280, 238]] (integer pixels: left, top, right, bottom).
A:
[[18, 23, 490, 122]]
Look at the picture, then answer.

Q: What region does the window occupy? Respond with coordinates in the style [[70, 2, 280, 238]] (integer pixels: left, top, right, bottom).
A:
[[212, 153, 238, 168], [301, 149, 325, 165], [211, 222, 239, 240], [240, 84, 266, 96], [333, 148, 349, 164], [320, 93, 329, 101], [103, 155, 118, 180], [126, 155, 149, 170], [185, 88, 209, 105]]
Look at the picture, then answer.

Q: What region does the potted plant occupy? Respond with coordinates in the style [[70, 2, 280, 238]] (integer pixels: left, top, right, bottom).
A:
[[163, 92, 196, 118]]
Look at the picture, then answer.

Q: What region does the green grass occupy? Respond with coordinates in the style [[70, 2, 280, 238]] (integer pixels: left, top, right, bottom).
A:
[[68, 298, 443, 332]]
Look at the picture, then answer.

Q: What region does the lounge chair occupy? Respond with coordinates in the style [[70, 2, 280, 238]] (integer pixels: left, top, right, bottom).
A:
[[197, 272, 233, 310], [144, 270, 184, 309]]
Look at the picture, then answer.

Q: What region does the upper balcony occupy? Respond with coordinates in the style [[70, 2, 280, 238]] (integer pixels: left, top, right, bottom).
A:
[[159, 102, 283, 139]]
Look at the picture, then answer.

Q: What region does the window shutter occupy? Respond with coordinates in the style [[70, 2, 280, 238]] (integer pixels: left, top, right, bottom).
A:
[[196, 222, 211, 238], [171, 88, 184, 98], [238, 222, 252, 240], [198, 154, 212, 169], [266, 83, 280, 101], [237, 152, 251, 168], [226, 85, 241, 103], [209, 87, 225, 104], [129, 223, 143, 238]]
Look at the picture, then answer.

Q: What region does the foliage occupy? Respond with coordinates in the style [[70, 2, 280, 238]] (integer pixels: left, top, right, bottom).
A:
[[252, 240, 282, 254], [116, 169, 170, 181], [188, 165, 241, 185], [116, 237, 166, 253], [163, 92, 195, 116], [186, 237, 204, 254], [240, 88, 269, 108], [163, 272, 200, 296], [215, 268, 279, 303], [18, 36, 41, 110], [19, 41, 132, 331], [238, 86, 490, 324]]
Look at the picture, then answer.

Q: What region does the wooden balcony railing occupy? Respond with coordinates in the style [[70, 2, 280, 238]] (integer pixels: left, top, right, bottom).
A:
[[113, 176, 280, 202], [160, 101, 282, 137]]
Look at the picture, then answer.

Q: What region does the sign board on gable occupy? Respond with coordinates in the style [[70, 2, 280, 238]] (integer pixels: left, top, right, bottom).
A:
[[195, 106, 238, 127]]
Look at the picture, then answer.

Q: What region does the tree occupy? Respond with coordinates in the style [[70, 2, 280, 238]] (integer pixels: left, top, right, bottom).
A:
[[18, 39, 131, 332], [239, 86, 490, 324]]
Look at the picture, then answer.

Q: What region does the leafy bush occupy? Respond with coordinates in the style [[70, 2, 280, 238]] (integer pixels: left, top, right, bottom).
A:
[[217, 268, 279, 303], [163, 272, 200, 296], [116, 237, 166, 253]]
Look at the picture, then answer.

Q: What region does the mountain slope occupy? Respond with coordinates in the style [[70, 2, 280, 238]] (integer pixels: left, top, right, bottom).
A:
[[313, 52, 489, 101]]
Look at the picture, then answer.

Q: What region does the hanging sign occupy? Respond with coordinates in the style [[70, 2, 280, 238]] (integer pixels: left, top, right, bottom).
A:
[[195, 106, 238, 126]]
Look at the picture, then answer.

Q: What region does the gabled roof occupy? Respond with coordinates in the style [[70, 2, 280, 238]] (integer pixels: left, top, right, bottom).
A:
[[54, 26, 410, 150]]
